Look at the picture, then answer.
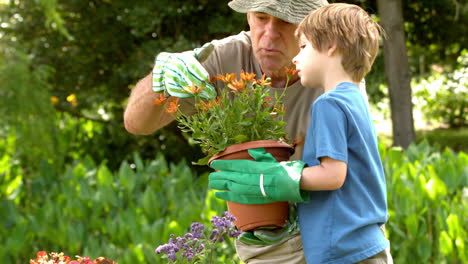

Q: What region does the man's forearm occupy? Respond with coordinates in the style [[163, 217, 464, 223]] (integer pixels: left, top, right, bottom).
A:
[[123, 73, 174, 134]]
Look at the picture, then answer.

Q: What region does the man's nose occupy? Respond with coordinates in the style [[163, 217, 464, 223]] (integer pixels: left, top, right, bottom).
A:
[[264, 20, 281, 38]]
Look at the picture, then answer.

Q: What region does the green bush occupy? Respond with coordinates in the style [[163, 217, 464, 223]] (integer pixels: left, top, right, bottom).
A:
[[1, 141, 466, 263], [416, 127, 468, 153], [0, 151, 238, 263], [413, 52, 468, 128], [380, 141, 467, 263]]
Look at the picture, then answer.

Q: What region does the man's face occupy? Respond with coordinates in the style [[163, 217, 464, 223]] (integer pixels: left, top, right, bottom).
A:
[[247, 12, 299, 77]]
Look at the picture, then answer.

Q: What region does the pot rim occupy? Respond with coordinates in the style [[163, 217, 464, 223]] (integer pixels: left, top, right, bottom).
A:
[[208, 139, 294, 164]]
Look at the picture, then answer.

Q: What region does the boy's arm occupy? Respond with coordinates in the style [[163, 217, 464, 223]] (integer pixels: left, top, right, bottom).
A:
[[300, 157, 347, 191], [209, 97, 348, 204], [209, 153, 347, 205]]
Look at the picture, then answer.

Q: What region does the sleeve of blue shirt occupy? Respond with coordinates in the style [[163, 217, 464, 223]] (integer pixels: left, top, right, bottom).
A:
[[307, 96, 348, 164]]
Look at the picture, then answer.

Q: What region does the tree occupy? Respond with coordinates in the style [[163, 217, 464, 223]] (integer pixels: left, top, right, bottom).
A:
[[376, 0, 416, 148], [0, 0, 247, 170]]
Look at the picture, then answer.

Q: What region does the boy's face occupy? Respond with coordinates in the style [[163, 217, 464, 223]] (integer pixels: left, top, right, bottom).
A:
[[292, 35, 327, 88]]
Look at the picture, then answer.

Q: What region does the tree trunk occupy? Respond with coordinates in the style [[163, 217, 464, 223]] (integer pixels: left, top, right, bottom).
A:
[[376, 0, 416, 148]]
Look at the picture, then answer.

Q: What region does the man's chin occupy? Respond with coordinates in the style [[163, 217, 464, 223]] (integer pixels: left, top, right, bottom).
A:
[[258, 62, 287, 75]]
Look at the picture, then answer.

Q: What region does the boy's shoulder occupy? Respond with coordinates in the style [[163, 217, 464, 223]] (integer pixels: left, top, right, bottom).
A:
[[316, 82, 360, 102]]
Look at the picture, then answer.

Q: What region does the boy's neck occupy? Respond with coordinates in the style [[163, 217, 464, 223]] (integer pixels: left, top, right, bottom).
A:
[[323, 73, 357, 92], [322, 55, 358, 92]]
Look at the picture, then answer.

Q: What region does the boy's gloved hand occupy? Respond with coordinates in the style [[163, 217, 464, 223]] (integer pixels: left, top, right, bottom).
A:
[[209, 148, 309, 205], [152, 42, 216, 99]]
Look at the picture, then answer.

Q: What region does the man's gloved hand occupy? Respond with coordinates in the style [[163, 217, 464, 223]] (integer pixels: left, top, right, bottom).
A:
[[152, 42, 216, 99], [209, 148, 310, 205]]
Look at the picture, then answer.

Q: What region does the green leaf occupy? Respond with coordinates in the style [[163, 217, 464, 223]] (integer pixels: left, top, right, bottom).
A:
[[118, 161, 136, 192], [439, 231, 453, 256], [424, 175, 447, 200], [404, 213, 419, 237], [234, 134, 248, 143]]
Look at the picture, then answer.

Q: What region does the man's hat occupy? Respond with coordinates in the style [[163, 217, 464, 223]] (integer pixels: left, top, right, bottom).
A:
[[228, 0, 329, 24]]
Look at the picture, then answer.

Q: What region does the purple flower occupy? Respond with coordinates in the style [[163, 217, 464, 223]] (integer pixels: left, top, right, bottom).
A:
[[155, 236, 180, 261], [228, 228, 242, 238], [211, 215, 231, 232], [190, 222, 205, 239], [209, 228, 225, 243], [224, 211, 237, 222], [155, 211, 241, 262]]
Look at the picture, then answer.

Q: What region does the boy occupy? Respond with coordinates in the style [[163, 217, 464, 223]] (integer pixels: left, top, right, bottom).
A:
[[209, 3, 392, 263], [292, 3, 391, 263]]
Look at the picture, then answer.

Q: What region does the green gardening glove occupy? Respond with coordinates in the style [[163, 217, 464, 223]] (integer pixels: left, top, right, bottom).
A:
[[152, 42, 216, 99], [209, 148, 310, 205]]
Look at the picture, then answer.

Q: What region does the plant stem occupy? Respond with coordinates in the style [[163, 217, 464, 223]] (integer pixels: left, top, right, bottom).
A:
[[208, 243, 214, 264]]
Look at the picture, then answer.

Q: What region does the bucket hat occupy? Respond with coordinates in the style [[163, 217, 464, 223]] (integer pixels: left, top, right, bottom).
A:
[[228, 0, 329, 24]]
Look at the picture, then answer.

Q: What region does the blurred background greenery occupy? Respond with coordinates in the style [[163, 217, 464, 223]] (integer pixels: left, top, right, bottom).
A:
[[0, 0, 466, 263]]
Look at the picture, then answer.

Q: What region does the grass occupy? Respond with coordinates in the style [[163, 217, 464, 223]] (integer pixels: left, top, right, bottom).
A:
[[377, 126, 468, 153], [416, 126, 468, 153]]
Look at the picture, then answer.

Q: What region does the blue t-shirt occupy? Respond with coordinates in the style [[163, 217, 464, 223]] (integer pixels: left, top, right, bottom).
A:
[[299, 82, 389, 264]]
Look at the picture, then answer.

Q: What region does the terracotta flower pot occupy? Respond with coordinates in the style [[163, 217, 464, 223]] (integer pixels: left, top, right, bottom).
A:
[[208, 140, 294, 232]]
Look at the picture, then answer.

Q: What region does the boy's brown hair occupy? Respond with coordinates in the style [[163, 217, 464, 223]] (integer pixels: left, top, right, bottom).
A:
[[296, 3, 383, 82]]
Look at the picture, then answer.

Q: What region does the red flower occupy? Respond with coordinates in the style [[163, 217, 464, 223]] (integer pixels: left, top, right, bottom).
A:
[[37, 251, 48, 258]]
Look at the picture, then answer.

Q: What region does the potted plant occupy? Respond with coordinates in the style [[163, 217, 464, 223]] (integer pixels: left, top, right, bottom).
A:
[[156, 69, 297, 231]]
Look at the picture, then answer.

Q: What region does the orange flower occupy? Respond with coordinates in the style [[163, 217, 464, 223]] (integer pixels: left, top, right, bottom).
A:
[[154, 93, 167, 106], [273, 105, 286, 114], [270, 105, 286, 118], [209, 75, 218, 83], [50, 96, 59, 105], [240, 70, 256, 82], [228, 79, 246, 92], [196, 100, 214, 112], [165, 97, 180, 114], [285, 66, 299, 77], [215, 73, 236, 83], [212, 96, 222, 106], [183, 83, 204, 95], [263, 97, 273, 104], [254, 74, 272, 87]]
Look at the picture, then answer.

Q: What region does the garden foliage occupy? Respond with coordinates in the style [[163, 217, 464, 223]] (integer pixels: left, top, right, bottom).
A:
[[413, 52, 468, 128], [1, 140, 466, 263], [0, 146, 236, 263], [380, 141, 467, 263]]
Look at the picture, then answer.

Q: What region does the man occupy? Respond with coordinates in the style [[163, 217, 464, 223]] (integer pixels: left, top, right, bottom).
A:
[[124, 0, 329, 161], [124, 1, 331, 263]]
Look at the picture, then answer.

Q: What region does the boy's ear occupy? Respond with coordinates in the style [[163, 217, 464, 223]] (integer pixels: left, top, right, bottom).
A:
[[327, 42, 338, 57]]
